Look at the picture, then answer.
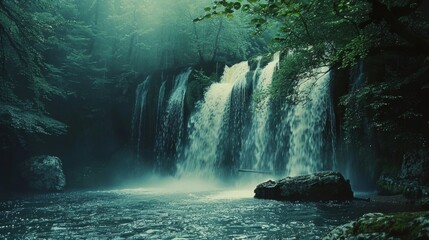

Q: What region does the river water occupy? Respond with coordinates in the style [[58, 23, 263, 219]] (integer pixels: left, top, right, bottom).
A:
[[0, 183, 422, 239]]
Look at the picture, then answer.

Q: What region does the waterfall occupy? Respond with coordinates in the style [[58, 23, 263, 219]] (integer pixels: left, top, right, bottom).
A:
[[239, 53, 280, 172], [131, 53, 337, 179], [216, 58, 263, 177], [131, 77, 150, 160], [283, 67, 335, 176], [155, 69, 192, 173], [156, 80, 166, 131], [177, 61, 250, 178], [252, 56, 263, 87], [350, 60, 365, 91], [340, 61, 378, 189]]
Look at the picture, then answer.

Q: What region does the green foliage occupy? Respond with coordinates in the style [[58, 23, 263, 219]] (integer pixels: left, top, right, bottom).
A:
[[269, 50, 327, 103], [333, 35, 370, 69], [201, 0, 429, 99], [0, 104, 67, 136], [269, 53, 304, 102], [0, 0, 72, 107], [194, 69, 219, 87], [186, 69, 219, 112], [339, 76, 423, 146], [0, 0, 75, 140]]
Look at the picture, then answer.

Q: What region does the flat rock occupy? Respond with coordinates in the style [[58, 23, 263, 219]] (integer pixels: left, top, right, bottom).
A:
[[254, 171, 353, 201]]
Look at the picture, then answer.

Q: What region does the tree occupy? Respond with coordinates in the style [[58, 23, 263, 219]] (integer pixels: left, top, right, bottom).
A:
[[199, 0, 429, 78], [0, 0, 72, 134]]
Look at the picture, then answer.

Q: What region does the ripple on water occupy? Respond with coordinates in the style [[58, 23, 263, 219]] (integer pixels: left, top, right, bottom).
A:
[[0, 189, 423, 239]]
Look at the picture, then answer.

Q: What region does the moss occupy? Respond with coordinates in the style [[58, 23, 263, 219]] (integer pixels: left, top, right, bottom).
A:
[[185, 69, 220, 114], [346, 211, 429, 239], [248, 53, 273, 70], [376, 177, 404, 195]]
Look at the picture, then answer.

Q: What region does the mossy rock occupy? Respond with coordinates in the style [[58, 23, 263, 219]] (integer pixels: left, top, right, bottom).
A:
[[323, 211, 429, 239], [377, 176, 406, 195], [248, 53, 274, 70]]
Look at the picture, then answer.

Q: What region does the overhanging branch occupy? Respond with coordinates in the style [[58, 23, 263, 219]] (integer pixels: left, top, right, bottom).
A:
[[363, 0, 429, 54]]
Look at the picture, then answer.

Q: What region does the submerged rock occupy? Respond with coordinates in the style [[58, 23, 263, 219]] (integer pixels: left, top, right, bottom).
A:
[[323, 211, 429, 240], [21, 155, 66, 191], [254, 171, 353, 201]]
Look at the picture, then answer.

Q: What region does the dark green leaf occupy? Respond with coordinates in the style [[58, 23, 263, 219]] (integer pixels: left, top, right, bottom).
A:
[[233, 2, 241, 10]]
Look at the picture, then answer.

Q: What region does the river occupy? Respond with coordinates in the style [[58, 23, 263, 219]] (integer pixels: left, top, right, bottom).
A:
[[0, 181, 422, 239]]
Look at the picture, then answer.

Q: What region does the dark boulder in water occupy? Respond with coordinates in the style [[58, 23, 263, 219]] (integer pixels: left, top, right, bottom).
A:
[[21, 155, 66, 192], [254, 171, 353, 201]]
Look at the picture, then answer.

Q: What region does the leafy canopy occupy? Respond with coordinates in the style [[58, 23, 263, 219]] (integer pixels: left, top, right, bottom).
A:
[[200, 0, 429, 147], [199, 0, 429, 81]]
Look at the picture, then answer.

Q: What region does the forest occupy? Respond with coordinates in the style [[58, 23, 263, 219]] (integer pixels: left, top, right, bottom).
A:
[[0, 0, 273, 190], [0, 0, 426, 189], [0, 0, 429, 238]]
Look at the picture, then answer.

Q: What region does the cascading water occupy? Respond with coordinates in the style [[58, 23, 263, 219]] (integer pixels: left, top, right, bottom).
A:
[[155, 69, 192, 173], [282, 67, 335, 176], [239, 53, 280, 172], [339, 61, 378, 189], [219, 57, 263, 176], [177, 61, 250, 179], [156, 80, 166, 131], [132, 53, 337, 179], [131, 77, 150, 160]]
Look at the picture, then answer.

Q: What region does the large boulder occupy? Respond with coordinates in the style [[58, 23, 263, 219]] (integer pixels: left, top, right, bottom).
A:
[[21, 155, 66, 191], [323, 211, 429, 240], [254, 171, 353, 201]]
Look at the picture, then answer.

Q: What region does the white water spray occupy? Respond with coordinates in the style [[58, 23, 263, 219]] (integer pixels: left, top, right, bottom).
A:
[[240, 53, 280, 172], [155, 69, 192, 171], [283, 67, 334, 176], [177, 61, 250, 178]]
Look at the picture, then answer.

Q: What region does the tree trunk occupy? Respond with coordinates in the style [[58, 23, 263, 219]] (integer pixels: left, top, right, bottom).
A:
[[211, 18, 223, 62]]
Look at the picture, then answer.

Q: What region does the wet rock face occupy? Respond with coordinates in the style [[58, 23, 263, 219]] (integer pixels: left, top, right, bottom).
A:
[[21, 155, 66, 191], [323, 211, 429, 240], [254, 171, 353, 201], [400, 150, 429, 185], [377, 149, 429, 198]]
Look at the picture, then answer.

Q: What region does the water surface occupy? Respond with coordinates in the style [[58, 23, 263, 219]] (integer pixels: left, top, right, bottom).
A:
[[0, 188, 421, 239]]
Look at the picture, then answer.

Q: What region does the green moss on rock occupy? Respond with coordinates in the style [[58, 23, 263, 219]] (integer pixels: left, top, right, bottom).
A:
[[248, 53, 273, 70], [185, 69, 220, 114], [324, 211, 429, 239]]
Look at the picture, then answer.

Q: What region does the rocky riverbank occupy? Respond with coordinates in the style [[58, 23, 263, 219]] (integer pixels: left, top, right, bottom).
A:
[[323, 211, 429, 239]]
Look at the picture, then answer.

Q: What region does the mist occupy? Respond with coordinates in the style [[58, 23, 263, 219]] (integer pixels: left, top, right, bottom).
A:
[[2, 0, 429, 238]]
